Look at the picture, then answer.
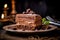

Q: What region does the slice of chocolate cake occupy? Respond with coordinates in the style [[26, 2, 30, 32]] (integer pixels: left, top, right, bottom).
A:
[[15, 14, 42, 30], [15, 9, 42, 30]]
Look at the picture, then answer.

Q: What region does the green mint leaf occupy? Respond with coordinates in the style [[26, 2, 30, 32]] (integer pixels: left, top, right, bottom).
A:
[[42, 18, 46, 23], [43, 21, 50, 25], [42, 18, 50, 25]]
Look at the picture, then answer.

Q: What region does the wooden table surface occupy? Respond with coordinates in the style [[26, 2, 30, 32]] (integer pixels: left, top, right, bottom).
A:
[[0, 29, 60, 40]]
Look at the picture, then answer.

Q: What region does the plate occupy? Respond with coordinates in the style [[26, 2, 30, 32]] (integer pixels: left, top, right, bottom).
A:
[[3, 24, 57, 33]]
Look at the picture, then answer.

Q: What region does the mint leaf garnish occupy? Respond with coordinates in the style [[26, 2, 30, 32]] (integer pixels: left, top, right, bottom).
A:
[[42, 18, 46, 23], [42, 18, 50, 25]]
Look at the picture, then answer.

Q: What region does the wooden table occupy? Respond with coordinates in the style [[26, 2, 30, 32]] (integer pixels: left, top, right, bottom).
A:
[[0, 29, 60, 40]]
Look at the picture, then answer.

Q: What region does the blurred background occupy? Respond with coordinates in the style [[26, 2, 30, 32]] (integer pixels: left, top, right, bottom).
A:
[[0, 0, 58, 20]]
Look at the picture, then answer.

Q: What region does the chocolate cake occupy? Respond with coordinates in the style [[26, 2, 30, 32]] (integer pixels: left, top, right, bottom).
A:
[[15, 14, 42, 30], [15, 9, 42, 30]]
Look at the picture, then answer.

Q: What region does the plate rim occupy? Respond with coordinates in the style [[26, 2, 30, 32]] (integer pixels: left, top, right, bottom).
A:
[[3, 24, 58, 33]]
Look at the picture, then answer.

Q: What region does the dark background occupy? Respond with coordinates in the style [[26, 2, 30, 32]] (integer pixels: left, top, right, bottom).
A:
[[0, 0, 58, 20]]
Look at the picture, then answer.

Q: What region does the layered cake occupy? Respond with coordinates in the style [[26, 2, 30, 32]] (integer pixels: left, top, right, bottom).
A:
[[15, 9, 42, 30]]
